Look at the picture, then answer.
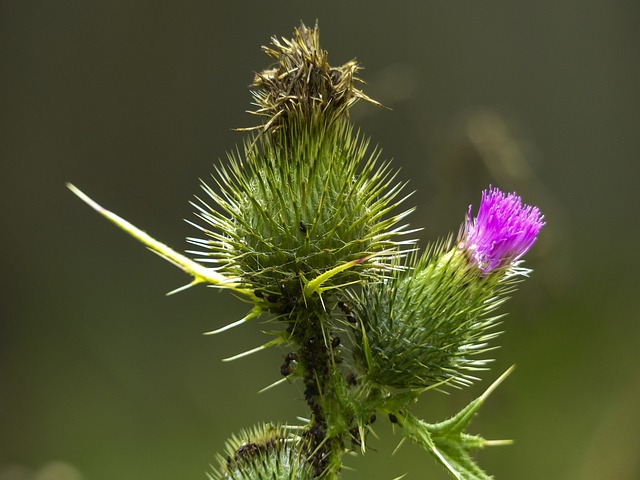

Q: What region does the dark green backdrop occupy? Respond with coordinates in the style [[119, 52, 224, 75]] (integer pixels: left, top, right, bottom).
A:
[[2, 1, 639, 479]]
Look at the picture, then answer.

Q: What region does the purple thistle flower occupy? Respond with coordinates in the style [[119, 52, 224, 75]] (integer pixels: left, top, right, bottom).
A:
[[463, 186, 545, 273]]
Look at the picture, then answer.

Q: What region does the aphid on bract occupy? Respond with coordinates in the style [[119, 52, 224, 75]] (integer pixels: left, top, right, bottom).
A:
[[337, 301, 356, 324], [227, 442, 263, 468], [235, 442, 261, 459], [280, 352, 298, 377], [304, 384, 319, 406]]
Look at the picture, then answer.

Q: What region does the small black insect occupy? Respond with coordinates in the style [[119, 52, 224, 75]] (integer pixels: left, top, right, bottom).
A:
[[280, 352, 298, 377], [388, 413, 398, 424], [299, 221, 307, 233], [338, 301, 356, 324], [349, 426, 361, 447], [232, 442, 264, 464], [307, 424, 325, 442], [236, 442, 260, 457], [304, 384, 319, 405]]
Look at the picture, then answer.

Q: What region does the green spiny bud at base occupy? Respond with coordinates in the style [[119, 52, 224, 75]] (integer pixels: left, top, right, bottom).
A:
[[209, 424, 315, 480], [352, 238, 519, 391]]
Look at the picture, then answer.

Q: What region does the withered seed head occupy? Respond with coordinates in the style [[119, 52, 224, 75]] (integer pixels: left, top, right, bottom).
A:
[[241, 22, 381, 133]]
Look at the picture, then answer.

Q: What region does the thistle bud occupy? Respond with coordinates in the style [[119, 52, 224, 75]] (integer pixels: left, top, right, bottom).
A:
[[352, 244, 498, 390], [352, 187, 544, 390], [209, 424, 315, 480], [188, 24, 412, 312]]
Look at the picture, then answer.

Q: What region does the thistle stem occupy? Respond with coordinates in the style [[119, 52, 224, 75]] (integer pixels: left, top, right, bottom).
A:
[[291, 309, 345, 478]]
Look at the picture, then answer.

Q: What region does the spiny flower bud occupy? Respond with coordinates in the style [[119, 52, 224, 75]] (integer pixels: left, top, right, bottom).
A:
[[352, 241, 505, 390], [461, 186, 545, 273], [209, 424, 315, 480], [188, 25, 413, 312], [352, 187, 544, 391]]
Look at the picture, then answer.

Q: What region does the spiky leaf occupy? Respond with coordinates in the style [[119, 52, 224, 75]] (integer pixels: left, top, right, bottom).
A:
[[397, 368, 514, 479]]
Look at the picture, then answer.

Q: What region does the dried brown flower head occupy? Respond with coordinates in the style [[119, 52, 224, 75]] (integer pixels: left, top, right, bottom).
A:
[[241, 22, 381, 133]]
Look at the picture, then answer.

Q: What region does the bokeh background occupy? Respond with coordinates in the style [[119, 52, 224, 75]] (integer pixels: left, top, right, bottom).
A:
[[2, 1, 639, 479]]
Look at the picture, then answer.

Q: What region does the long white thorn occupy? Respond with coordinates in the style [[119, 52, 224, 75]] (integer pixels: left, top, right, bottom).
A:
[[222, 343, 270, 362], [392, 437, 406, 456], [166, 280, 200, 296], [204, 317, 247, 335], [480, 364, 516, 403], [203, 306, 260, 335], [432, 446, 462, 480], [391, 474, 408, 480], [258, 377, 289, 394]]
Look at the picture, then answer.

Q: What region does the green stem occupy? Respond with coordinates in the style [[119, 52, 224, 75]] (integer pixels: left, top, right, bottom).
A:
[[291, 308, 345, 479]]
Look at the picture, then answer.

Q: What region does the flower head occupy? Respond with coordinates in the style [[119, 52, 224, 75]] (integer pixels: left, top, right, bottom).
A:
[[463, 186, 544, 273]]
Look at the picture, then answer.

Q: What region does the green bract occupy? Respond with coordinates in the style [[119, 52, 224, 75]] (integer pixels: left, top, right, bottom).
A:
[[352, 241, 519, 390], [209, 424, 315, 480], [188, 117, 412, 311]]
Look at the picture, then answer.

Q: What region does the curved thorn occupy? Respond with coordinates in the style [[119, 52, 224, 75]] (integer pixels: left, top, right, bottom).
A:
[[258, 377, 289, 394], [203, 306, 261, 335], [166, 280, 201, 296], [67, 183, 244, 291], [222, 343, 269, 362]]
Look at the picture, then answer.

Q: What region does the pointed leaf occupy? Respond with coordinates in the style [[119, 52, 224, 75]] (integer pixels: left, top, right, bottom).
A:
[[398, 367, 514, 479]]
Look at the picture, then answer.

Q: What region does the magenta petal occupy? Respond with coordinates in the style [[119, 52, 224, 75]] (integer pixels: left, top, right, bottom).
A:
[[464, 186, 544, 272]]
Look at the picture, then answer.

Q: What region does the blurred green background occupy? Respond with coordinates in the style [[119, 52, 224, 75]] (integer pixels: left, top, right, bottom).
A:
[[2, 1, 639, 479]]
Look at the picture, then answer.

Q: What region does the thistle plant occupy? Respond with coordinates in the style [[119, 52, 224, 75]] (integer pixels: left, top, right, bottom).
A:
[[68, 23, 544, 480]]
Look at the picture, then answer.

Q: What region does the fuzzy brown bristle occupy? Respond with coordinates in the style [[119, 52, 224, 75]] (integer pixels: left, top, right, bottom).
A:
[[239, 22, 381, 134]]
